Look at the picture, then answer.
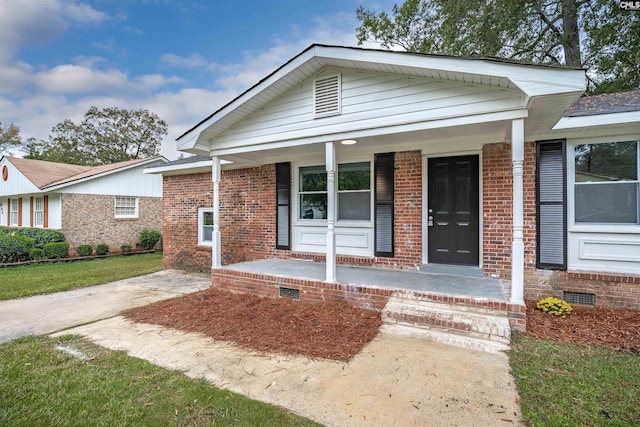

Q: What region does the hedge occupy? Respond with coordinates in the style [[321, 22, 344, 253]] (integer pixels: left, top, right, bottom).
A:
[[76, 244, 93, 257], [0, 227, 65, 249], [139, 229, 161, 250], [43, 242, 69, 259], [0, 234, 34, 263], [96, 244, 109, 256]]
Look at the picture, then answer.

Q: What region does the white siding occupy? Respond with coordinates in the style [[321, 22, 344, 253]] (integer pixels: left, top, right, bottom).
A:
[[47, 193, 62, 229], [0, 159, 41, 196], [210, 69, 523, 150], [60, 164, 163, 197], [569, 232, 640, 274], [294, 224, 374, 257]]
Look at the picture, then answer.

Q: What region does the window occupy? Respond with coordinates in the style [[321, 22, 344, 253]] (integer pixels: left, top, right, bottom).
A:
[[9, 198, 18, 226], [574, 141, 639, 224], [299, 162, 371, 221], [198, 208, 214, 245], [114, 196, 138, 218], [34, 197, 44, 227]]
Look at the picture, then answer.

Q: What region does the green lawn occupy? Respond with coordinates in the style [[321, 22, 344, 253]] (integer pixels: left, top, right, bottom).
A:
[[0, 335, 321, 427], [509, 332, 640, 426], [0, 252, 163, 300]]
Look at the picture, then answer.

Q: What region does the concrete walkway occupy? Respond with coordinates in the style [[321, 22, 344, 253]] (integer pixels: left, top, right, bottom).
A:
[[56, 318, 522, 426], [0, 270, 210, 343]]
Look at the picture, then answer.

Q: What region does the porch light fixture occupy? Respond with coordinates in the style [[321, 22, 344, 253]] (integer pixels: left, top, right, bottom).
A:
[[340, 139, 357, 145]]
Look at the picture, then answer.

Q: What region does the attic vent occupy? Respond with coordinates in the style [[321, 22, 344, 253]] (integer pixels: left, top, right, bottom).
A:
[[563, 291, 596, 306], [279, 286, 300, 300], [314, 73, 341, 117]]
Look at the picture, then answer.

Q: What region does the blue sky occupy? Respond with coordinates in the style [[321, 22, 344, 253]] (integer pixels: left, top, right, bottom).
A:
[[0, 0, 391, 159]]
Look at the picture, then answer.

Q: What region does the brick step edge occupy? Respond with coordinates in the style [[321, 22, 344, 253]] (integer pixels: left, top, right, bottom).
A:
[[381, 324, 510, 354], [382, 301, 511, 343]]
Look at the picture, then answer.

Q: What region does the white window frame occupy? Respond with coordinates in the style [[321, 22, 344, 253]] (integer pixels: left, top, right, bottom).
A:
[[568, 137, 640, 233], [34, 196, 44, 228], [198, 207, 214, 246], [114, 196, 138, 219], [295, 159, 373, 225], [9, 198, 18, 226]]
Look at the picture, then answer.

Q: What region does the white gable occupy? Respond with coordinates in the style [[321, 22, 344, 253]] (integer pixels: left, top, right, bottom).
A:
[[0, 157, 40, 196]]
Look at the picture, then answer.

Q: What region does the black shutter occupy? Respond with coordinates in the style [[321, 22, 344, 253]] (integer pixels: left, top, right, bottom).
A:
[[275, 162, 291, 250], [375, 153, 394, 257], [536, 140, 566, 269]]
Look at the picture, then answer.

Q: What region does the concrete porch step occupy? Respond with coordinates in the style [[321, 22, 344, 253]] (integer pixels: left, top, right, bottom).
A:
[[382, 295, 511, 353]]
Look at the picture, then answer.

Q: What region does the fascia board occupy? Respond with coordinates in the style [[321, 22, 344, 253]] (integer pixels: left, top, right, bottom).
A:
[[553, 111, 640, 130]]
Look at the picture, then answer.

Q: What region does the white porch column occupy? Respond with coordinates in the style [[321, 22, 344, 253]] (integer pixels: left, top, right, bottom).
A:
[[325, 142, 337, 283], [511, 119, 525, 304], [212, 156, 222, 269]]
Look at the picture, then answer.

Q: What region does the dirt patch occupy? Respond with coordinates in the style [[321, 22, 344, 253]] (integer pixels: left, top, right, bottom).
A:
[[125, 288, 381, 361], [525, 301, 640, 354]]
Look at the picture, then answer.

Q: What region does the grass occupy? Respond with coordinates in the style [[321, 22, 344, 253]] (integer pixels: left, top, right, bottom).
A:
[[0, 335, 321, 427], [0, 252, 163, 300], [509, 331, 640, 426]]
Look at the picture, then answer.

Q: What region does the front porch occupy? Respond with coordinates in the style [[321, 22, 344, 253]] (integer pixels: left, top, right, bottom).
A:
[[211, 259, 527, 353]]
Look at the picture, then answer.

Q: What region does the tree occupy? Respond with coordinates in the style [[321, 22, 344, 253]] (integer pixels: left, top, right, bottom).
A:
[[0, 122, 21, 155], [26, 107, 168, 166], [356, 0, 640, 94]]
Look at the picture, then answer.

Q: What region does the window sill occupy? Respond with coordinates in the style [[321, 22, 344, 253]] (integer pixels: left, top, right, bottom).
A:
[[569, 224, 640, 234]]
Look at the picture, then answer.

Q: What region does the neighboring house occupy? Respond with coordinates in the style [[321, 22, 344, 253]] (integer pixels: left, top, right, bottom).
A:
[[147, 44, 640, 312], [0, 156, 166, 250]]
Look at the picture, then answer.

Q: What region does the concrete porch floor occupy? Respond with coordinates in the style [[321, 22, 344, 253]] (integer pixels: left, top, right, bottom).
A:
[[225, 259, 508, 300]]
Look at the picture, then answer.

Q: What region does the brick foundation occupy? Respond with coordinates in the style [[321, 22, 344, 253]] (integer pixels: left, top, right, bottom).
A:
[[60, 193, 161, 251]]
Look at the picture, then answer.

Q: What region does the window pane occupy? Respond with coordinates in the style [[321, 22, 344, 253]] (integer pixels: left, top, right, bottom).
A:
[[338, 162, 370, 191], [338, 191, 371, 220], [575, 141, 638, 182], [300, 194, 327, 219], [203, 211, 213, 226], [575, 182, 638, 223], [203, 225, 213, 241], [300, 166, 327, 192]]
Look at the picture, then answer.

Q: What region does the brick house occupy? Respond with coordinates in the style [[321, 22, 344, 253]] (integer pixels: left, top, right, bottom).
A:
[[0, 156, 166, 250], [148, 45, 640, 325]]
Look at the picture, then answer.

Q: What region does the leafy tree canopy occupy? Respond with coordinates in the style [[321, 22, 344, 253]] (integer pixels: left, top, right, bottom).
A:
[[0, 122, 21, 155], [24, 106, 168, 166], [356, 0, 640, 94]]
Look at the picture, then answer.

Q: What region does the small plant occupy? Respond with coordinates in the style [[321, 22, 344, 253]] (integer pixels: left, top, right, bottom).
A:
[[120, 245, 132, 254], [76, 244, 93, 257], [29, 248, 45, 260], [43, 242, 69, 259], [536, 297, 573, 318], [0, 234, 34, 263], [96, 244, 109, 256], [138, 229, 161, 250]]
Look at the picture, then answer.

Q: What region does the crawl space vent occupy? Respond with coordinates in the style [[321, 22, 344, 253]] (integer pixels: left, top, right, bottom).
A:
[[279, 286, 300, 300], [563, 291, 595, 306]]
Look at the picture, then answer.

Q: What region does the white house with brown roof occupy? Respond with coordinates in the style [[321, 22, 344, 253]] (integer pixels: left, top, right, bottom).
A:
[[0, 156, 166, 250]]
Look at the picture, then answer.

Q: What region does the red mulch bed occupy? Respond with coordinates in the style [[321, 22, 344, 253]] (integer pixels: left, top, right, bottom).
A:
[[525, 301, 640, 354], [124, 288, 639, 361], [124, 288, 382, 361]]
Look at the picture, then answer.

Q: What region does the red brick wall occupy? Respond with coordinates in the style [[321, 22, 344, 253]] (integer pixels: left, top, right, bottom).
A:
[[162, 173, 213, 272], [482, 141, 640, 310], [163, 151, 423, 272]]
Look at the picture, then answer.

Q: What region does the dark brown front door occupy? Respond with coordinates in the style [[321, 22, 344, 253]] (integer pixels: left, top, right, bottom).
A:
[[427, 155, 479, 265]]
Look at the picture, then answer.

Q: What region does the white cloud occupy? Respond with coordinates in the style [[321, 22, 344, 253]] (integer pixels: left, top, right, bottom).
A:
[[160, 53, 209, 69], [0, 0, 108, 60]]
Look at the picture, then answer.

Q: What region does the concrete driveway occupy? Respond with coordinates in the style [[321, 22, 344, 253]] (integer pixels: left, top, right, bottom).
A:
[[0, 270, 210, 344]]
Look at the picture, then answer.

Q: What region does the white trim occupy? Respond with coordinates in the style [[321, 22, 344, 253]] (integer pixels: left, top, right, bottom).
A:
[[553, 111, 640, 131], [211, 157, 221, 269], [325, 142, 336, 283], [197, 207, 214, 247], [114, 196, 138, 219], [144, 159, 233, 176], [510, 119, 525, 305]]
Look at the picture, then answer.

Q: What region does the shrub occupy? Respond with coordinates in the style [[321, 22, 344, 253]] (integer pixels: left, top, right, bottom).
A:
[[0, 227, 65, 249], [29, 248, 45, 260], [120, 245, 132, 254], [76, 245, 93, 257], [536, 297, 573, 318], [0, 234, 34, 263], [43, 242, 69, 259], [96, 244, 109, 256], [138, 229, 162, 250]]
